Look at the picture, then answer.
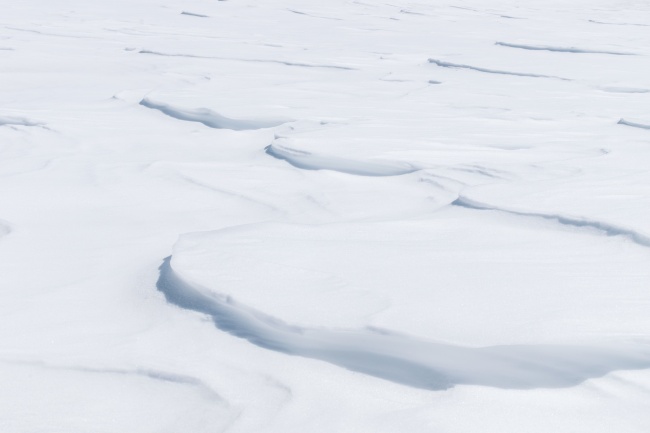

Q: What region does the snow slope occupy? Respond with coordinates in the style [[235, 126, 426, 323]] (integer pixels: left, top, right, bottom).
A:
[[1, 0, 650, 432]]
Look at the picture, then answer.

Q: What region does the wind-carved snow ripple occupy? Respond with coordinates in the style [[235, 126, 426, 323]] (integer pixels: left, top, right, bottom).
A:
[[157, 257, 650, 391], [453, 196, 650, 247], [181, 11, 209, 18], [265, 141, 419, 176], [138, 50, 356, 70], [0, 116, 42, 127], [589, 19, 650, 27], [495, 41, 635, 55], [618, 119, 650, 130], [428, 58, 570, 80], [601, 87, 650, 94], [0, 358, 225, 403], [140, 98, 289, 130]]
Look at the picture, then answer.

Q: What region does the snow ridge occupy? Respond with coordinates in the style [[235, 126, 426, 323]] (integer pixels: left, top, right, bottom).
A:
[[589, 19, 650, 27], [180, 11, 209, 18], [428, 58, 570, 80], [138, 50, 356, 70], [139, 98, 288, 130], [495, 41, 634, 55], [265, 141, 419, 176], [0, 116, 42, 127], [453, 196, 650, 247], [618, 118, 650, 130], [157, 257, 650, 391], [600, 87, 650, 94]]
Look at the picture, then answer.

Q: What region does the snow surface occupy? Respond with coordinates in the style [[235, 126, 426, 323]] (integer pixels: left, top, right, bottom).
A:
[[2, 0, 650, 432]]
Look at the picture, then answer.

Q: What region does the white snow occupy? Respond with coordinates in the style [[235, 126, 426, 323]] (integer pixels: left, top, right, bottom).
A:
[[2, 0, 650, 432]]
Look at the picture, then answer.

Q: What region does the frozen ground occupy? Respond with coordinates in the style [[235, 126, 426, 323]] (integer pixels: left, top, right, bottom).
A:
[[1, 0, 650, 431]]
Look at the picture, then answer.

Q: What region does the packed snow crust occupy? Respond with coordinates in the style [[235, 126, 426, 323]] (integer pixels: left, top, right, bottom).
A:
[[2, 0, 650, 432]]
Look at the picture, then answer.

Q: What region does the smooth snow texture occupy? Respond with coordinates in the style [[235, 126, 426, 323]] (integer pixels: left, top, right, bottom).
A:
[[0, 220, 10, 238], [166, 209, 650, 347]]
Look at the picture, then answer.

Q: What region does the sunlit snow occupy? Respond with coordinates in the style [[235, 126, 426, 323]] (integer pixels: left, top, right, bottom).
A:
[[2, 0, 650, 432]]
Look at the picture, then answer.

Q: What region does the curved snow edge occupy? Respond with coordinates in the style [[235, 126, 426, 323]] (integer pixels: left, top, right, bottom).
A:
[[453, 195, 650, 247], [140, 98, 290, 130], [157, 256, 650, 391], [618, 118, 650, 130], [265, 141, 420, 176]]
